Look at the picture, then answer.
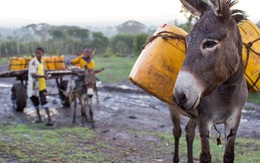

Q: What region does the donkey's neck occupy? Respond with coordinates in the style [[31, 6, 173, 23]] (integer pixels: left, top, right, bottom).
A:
[[222, 29, 244, 88], [218, 59, 245, 97]]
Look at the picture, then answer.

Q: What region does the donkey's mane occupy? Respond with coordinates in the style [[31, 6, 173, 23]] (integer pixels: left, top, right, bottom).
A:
[[226, 0, 247, 23]]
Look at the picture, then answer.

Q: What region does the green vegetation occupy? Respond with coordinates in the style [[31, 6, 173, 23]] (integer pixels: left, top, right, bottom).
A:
[[0, 21, 149, 58], [0, 57, 8, 64], [0, 124, 259, 162], [0, 124, 106, 162], [129, 131, 260, 163], [94, 56, 138, 84], [248, 92, 260, 104]]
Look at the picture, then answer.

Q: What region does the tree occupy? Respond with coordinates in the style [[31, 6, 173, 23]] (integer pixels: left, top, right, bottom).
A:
[[67, 27, 90, 43], [133, 34, 149, 56], [90, 32, 109, 54], [36, 23, 50, 41], [110, 34, 134, 56], [178, 15, 195, 32], [117, 20, 146, 35], [49, 30, 66, 40], [25, 23, 51, 42]]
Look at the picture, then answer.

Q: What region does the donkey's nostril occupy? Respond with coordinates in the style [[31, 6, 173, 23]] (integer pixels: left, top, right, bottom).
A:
[[173, 92, 187, 107], [179, 93, 187, 105]]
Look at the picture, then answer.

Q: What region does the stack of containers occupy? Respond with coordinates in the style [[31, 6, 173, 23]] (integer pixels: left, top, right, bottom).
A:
[[8, 55, 66, 71], [9, 57, 27, 71], [54, 55, 66, 70]]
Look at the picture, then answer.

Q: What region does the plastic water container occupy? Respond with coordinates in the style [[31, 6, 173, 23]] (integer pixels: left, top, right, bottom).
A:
[[9, 57, 26, 71], [129, 24, 188, 104], [238, 20, 260, 93], [43, 56, 56, 70], [54, 55, 66, 70], [25, 56, 34, 69]]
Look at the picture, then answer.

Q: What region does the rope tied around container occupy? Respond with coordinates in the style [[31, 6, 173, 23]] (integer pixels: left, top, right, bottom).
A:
[[142, 31, 186, 49], [243, 37, 260, 92]]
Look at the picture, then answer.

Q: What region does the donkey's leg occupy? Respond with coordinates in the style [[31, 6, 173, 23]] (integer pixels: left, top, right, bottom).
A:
[[198, 120, 213, 163], [94, 85, 99, 109], [88, 98, 94, 128], [95, 89, 99, 109], [185, 118, 197, 163], [72, 95, 77, 124], [223, 113, 242, 163], [83, 96, 88, 124], [79, 96, 87, 126], [168, 104, 182, 163]]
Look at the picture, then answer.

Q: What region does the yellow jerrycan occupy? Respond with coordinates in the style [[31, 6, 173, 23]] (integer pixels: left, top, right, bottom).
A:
[[43, 56, 56, 70], [54, 55, 66, 70], [129, 24, 187, 104], [238, 20, 260, 93], [9, 57, 24, 71], [25, 56, 34, 69]]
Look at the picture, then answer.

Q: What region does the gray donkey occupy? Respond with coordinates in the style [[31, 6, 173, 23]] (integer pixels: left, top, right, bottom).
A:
[[170, 0, 248, 163], [65, 66, 104, 128]]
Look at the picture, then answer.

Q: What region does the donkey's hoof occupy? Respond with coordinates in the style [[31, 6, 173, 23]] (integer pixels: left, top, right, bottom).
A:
[[34, 118, 42, 123], [45, 121, 54, 126], [224, 153, 234, 163], [91, 124, 95, 129]]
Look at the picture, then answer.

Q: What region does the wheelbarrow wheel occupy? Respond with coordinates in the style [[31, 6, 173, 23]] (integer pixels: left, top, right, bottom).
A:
[[11, 83, 27, 112], [60, 80, 70, 107]]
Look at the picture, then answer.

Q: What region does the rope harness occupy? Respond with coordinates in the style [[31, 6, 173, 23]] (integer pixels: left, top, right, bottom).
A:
[[243, 38, 260, 92], [142, 31, 186, 49]]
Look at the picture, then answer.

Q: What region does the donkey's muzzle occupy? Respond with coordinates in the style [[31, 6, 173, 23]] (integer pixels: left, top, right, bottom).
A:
[[87, 88, 94, 98], [173, 92, 187, 108], [173, 71, 203, 110]]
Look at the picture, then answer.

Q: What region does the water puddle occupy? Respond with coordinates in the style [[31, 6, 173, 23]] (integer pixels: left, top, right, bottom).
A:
[[0, 83, 12, 88]]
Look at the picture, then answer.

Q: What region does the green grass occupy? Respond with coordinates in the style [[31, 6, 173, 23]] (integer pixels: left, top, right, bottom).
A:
[[0, 57, 8, 64], [0, 124, 259, 162], [129, 131, 260, 163], [93, 56, 138, 84], [248, 92, 260, 104], [0, 124, 105, 162]]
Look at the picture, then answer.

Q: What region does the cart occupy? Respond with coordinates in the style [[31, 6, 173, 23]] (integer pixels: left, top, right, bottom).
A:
[[0, 69, 74, 112]]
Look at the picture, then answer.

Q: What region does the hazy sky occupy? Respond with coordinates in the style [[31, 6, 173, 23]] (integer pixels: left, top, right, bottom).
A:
[[0, 0, 258, 27]]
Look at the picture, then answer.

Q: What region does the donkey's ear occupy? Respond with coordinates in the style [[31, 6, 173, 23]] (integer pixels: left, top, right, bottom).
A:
[[209, 0, 231, 18], [94, 68, 105, 75], [180, 0, 208, 17], [91, 49, 96, 58], [208, 0, 222, 16]]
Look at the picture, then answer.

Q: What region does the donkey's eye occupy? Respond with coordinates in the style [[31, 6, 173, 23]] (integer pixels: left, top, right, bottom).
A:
[[203, 40, 217, 49]]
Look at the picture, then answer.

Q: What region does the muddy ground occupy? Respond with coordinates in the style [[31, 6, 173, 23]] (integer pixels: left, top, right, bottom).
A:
[[0, 63, 259, 162]]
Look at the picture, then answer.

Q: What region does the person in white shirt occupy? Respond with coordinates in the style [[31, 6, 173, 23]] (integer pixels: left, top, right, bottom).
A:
[[27, 47, 53, 126]]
